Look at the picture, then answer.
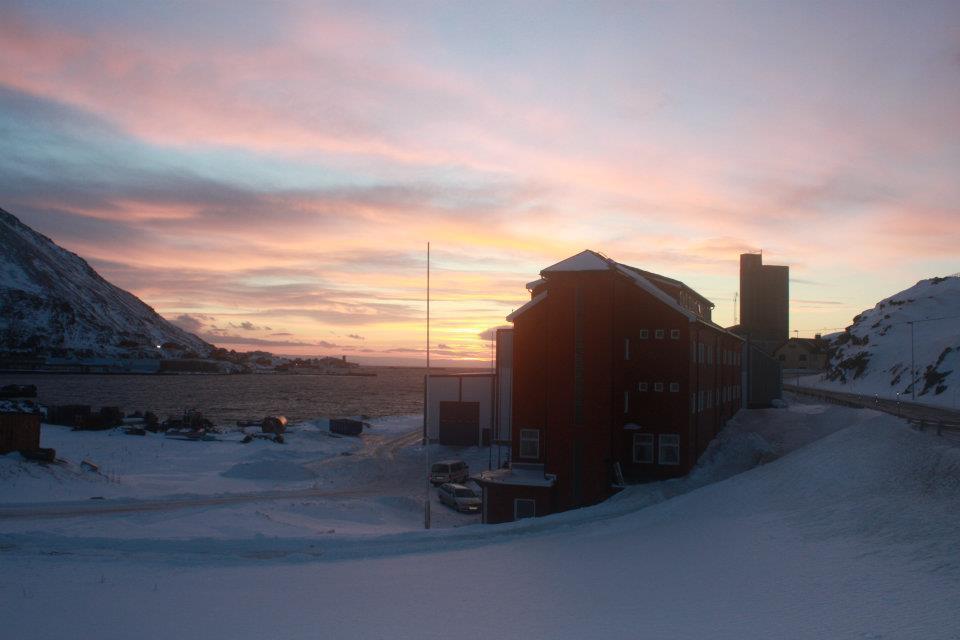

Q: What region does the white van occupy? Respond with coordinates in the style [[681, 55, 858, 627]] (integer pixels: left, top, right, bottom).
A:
[[430, 459, 469, 485]]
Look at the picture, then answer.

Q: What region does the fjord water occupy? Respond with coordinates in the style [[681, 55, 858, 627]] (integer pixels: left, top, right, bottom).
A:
[[0, 367, 445, 424]]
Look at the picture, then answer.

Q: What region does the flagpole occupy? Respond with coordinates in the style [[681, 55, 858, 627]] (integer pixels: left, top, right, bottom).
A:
[[424, 241, 431, 529]]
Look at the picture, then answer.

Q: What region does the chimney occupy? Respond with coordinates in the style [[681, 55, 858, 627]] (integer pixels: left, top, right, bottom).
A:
[[342, 355, 347, 362]]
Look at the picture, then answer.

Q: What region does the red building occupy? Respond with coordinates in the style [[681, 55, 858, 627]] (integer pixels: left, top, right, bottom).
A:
[[479, 250, 744, 523]]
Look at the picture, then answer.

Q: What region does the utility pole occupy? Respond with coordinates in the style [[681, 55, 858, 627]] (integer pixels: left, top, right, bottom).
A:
[[424, 242, 431, 530], [909, 320, 916, 402]]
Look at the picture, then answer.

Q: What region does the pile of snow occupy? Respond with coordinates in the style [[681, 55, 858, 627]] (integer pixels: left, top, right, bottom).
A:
[[1, 397, 958, 639], [803, 276, 960, 408]]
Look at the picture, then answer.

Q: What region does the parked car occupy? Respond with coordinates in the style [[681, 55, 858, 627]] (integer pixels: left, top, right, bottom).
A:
[[438, 483, 481, 513], [430, 459, 469, 485]]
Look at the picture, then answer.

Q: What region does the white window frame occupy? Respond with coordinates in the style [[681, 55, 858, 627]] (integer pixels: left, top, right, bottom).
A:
[[638, 382, 648, 392], [658, 434, 680, 466], [669, 382, 679, 393], [514, 498, 536, 520], [670, 329, 680, 340], [639, 329, 649, 339], [654, 382, 664, 392], [655, 329, 665, 340], [632, 433, 654, 464], [519, 429, 539, 459]]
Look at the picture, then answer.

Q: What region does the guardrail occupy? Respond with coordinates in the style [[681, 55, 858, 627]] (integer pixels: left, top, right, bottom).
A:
[[785, 384, 960, 439], [907, 418, 960, 437]]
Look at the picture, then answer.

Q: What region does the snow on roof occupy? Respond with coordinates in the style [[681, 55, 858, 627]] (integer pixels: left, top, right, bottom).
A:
[[541, 249, 610, 273], [525, 278, 547, 290], [506, 290, 547, 322], [476, 466, 557, 487], [612, 263, 697, 322]]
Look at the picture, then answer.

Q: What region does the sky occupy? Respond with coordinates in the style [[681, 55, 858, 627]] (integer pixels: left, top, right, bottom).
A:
[[1, 0, 958, 366]]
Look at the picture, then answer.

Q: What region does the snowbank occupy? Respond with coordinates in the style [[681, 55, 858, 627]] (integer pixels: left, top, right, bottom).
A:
[[2, 397, 958, 639]]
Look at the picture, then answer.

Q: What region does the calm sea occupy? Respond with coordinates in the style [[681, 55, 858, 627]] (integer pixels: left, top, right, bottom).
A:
[[0, 368, 467, 425]]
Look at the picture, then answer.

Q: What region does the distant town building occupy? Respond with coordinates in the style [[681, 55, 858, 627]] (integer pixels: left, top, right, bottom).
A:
[[773, 336, 828, 371], [479, 250, 743, 523], [738, 252, 789, 352]]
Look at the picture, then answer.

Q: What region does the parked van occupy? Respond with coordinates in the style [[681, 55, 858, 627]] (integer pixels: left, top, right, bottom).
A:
[[430, 459, 469, 485]]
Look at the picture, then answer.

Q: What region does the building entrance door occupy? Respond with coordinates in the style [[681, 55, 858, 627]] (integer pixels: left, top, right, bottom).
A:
[[438, 401, 480, 446]]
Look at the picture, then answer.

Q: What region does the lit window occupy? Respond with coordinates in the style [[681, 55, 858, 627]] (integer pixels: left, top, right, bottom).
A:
[[640, 329, 649, 339], [654, 382, 664, 392], [658, 434, 680, 465], [638, 382, 648, 392], [633, 433, 654, 463], [519, 429, 539, 458], [669, 382, 679, 393], [670, 329, 680, 340], [655, 329, 665, 339]]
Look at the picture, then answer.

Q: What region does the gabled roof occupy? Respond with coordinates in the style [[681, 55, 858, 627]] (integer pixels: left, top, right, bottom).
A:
[[506, 291, 548, 322], [507, 250, 745, 338], [541, 249, 610, 273]]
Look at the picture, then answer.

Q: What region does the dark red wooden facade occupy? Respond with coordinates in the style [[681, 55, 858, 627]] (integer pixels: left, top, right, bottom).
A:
[[0, 413, 41, 454], [485, 251, 743, 522]]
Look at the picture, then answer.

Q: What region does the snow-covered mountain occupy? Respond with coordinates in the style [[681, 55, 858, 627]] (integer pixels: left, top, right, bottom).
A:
[[0, 207, 212, 360], [818, 276, 960, 406]]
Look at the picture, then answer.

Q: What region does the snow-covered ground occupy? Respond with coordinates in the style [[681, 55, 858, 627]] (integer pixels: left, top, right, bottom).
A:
[[2, 397, 959, 639], [0, 414, 495, 536], [806, 275, 960, 409]]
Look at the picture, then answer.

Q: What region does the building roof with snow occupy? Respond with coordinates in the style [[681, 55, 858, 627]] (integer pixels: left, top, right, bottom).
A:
[[512, 249, 732, 334]]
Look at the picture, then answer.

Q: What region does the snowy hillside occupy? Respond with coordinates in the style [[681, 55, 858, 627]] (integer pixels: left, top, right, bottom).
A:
[[0, 207, 211, 359], [808, 276, 960, 408]]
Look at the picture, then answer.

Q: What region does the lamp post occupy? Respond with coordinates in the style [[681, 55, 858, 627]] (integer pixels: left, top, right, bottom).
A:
[[424, 241, 431, 530], [909, 321, 916, 402]]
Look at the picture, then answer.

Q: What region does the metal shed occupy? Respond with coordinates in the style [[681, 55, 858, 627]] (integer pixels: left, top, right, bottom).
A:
[[424, 373, 495, 446]]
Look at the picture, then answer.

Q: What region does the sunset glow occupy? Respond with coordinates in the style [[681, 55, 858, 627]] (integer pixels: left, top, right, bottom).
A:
[[2, 1, 958, 364]]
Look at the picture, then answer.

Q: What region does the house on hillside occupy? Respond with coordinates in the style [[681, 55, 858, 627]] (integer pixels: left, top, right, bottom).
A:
[[478, 250, 744, 524], [774, 336, 828, 371]]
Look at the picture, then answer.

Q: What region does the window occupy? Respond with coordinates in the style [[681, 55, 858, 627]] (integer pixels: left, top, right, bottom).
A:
[[669, 382, 679, 393], [519, 429, 539, 458], [698, 390, 704, 411], [654, 382, 664, 392], [632, 433, 654, 463], [514, 499, 536, 520], [691, 343, 696, 363], [655, 329, 665, 339], [698, 343, 705, 363], [706, 390, 712, 409], [670, 329, 680, 340], [623, 391, 629, 414], [707, 346, 713, 365], [658, 434, 680, 465], [638, 382, 648, 392], [624, 338, 630, 360], [640, 329, 649, 339]]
